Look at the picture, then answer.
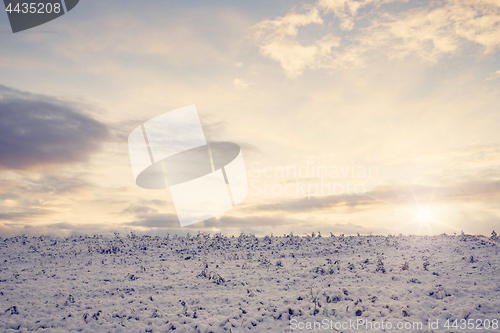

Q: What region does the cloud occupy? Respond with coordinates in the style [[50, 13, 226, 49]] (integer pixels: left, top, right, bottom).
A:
[[0, 172, 93, 219], [449, 0, 500, 53], [246, 193, 374, 213], [124, 213, 180, 228], [254, 6, 324, 39], [121, 203, 159, 216], [254, 0, 500, 77], [318, 0, 405, 30], [0, 85, 110, 170], [254, 7, 341, 78], [0, 222, 117, 238], [0, 208, 54, 222], [259, 34, 342, 78], [205, 215, 294, 228], [245, 178, 500, 214], [19, 175, 90, 194], [233, 78, 250, 89], [204, 215, 390, 236], [368, 0, 500, 61], [487, 70, 500, 80]]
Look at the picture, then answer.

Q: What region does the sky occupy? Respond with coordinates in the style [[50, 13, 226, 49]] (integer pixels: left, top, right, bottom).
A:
[[0, 0, 499, 238]]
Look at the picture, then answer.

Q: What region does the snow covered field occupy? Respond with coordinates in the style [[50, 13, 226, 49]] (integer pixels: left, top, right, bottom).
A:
[[1, 232, 499, 332]]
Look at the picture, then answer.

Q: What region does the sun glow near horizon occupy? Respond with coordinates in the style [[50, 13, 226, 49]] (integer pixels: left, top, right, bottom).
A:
[[415, 208, 434, 226]]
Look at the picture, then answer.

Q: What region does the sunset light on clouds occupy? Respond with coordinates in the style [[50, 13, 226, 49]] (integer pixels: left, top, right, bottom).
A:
[[0, 0, 499, 238]]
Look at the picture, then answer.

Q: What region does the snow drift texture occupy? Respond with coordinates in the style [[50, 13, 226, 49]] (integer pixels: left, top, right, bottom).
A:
[[1, 232, 499, 332]]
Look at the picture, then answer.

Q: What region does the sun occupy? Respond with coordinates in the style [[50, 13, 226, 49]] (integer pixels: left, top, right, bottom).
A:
[[415, 208, 433, 225]]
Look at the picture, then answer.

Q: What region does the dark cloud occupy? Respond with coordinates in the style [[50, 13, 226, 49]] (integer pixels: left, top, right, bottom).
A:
[[118, 199, 175, 216], [369, 181, 500, 204], [204, 215, 294, 228], [197, 216, 387, 236], [247, 193, 374, 213], [0, 84, 110, 170], [44, 222, 78, 230], [0, 208, 54, 221], [121, 209, 301, 232], [121, 204, 158, 216], [246, 180, 500, 214], [124, 213, 180, 228]]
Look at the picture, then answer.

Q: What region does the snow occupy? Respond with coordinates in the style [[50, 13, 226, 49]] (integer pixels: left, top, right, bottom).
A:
[[0, 233, 499, 332]]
